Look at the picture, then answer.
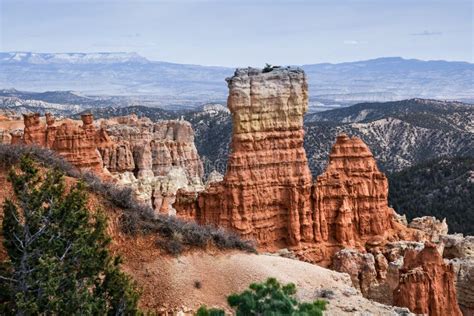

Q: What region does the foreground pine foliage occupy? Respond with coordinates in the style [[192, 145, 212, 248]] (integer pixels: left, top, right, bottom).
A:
[[197, 278, 327, 316], [0, 156, 141, 315]]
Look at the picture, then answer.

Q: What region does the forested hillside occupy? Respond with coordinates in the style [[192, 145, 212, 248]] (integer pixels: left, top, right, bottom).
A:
[[388, 157, 474, 235]]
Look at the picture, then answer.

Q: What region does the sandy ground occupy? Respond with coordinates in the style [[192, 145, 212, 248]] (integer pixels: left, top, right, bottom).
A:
[[118, 248, 411, 315]]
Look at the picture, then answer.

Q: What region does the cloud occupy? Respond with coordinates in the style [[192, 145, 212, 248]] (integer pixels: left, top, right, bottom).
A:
[[343, 40, 367, 45], [411, 30, 443, 36], [121, 33, 141, 38]]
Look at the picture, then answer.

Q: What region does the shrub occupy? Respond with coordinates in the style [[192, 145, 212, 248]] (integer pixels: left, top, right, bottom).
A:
[[196, 305, 225, 316], [262, 63, 274, 73], [196, 278, 327, 316]]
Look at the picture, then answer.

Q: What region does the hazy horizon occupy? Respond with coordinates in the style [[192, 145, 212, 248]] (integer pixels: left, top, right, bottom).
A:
[[1, 0, 472, 67], [3, 51, 474, 68]]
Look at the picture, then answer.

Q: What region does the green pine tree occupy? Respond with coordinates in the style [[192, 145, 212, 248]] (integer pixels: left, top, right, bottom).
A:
[[0, 156, 141, 315], [196, 278, 327, 316], [228, 278, 326, 316]]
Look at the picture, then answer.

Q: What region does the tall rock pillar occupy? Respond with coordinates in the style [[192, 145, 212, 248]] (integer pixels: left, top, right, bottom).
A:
[[177, 67, 314, 248]]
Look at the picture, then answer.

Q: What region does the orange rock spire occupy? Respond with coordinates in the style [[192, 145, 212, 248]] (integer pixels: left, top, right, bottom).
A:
[[175, 67, 416, 259], [394, 242, 462, 316], [313, 133, 396, 247], [177, 67, 314, 248]]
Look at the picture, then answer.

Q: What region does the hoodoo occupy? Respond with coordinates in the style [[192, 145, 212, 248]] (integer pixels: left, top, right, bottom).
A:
[[20, 113, 111, 172], [176, 67, 411, 254], [7, 113, 204, 214], [177, 67, 314, 248], [394, 242, 462, 316], [100, 115, 204, 214], [313, 133, 395, 245], [174, 67, 468, 313]]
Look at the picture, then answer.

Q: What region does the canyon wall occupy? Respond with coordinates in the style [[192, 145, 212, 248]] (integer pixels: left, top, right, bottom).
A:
[[174, 67, 465, 315], [7, 113, 204, 214], [99, 115, 204, 214], [19, 113, 111, 172]]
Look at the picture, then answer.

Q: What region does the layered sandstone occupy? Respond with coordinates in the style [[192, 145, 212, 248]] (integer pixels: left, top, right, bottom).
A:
[[5, 112, 204, 215], [408, 216, 448, 242], [53, 114, 112, 171], [394, 242, 462, 316], [442, 234, 474, 315], [17, 113, 111, 172], [99, 115, 204, 214], [175, 68, 418, 254], [177, 67, 314, 248], [313, 134, 409, 248], [0, 129, 11, 144], [173, 67, 451, 312]]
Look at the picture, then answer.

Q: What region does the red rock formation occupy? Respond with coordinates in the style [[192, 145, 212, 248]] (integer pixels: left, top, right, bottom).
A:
[[177, 67, 314, 249], [9, 112, 204, 214], [23, 113, 47, 146], [332, 249, 378, 297], [18, 113, 112, 173], [52, 115, 111, 172], [175, 68, 420, 255], [394, 242, 462, 316], [313, 133, 405, 248], [99, 116, 204, 214]]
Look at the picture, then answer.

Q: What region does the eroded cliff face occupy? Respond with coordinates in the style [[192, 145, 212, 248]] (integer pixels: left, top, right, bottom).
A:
[[5, 113, 204, 215], [177, 67, 313, 248], [99, 115, 204, 214], [173, 67, 470, 315], [19, 113, 111, 172], [394, 242, 462, 316], [442, 234, 474, 315]]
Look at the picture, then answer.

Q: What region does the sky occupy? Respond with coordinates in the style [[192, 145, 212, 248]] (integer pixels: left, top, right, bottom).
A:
[[0, 0, 472, 67]]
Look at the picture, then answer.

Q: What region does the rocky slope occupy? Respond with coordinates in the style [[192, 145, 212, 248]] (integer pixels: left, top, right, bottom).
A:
[[131, 251, 414, 315]]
